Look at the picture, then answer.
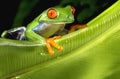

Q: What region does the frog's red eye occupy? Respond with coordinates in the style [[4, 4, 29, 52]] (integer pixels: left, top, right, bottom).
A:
[[71, 6, 75, 14], [47, 9, 57, 19]]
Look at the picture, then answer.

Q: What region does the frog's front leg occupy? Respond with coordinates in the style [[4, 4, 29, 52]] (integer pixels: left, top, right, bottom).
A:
[[26, 28, 63, 55], [45, 36, 63, 55]]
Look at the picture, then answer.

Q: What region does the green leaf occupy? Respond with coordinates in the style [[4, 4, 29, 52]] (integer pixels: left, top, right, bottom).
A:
[[0, 1, 120, 79]]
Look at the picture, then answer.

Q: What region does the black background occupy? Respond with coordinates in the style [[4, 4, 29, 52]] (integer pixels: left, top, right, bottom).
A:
[[0, 0, 117, 34]]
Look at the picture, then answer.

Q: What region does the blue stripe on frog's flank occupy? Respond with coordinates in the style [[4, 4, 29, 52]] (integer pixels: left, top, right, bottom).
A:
[[32, 22, 45, 35]]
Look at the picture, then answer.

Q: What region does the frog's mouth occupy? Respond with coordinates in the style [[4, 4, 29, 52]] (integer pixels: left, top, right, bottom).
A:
[[44, 21, 73, 25]]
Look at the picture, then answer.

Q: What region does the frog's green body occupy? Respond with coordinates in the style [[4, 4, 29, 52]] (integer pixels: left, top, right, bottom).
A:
[[25, 5, 74, 43]]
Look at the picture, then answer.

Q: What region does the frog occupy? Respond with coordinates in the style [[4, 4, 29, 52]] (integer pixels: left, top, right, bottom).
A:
[[1, 5, 75, 55]]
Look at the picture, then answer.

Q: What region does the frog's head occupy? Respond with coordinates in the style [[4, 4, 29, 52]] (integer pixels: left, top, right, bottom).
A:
[[38, 5, 75, 24]]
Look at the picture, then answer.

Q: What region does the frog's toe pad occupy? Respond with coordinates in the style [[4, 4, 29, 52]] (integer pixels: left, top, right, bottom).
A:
[[45, 36, 63, 55]]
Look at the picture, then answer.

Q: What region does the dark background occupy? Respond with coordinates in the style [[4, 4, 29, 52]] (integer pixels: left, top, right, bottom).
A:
[[0, 0, 117, 35]]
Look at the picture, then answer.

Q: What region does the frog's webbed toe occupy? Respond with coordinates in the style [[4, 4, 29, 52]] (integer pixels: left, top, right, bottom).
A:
[[45, 36, 63, 55]]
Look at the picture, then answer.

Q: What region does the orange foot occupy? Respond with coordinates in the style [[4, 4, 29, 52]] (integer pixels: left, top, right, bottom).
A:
[[68, 24, 87, 33], [45, 36, 63, 55]]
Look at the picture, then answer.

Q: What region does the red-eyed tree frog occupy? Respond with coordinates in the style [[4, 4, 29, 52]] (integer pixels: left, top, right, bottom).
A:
[[1, 5, 76, 55]]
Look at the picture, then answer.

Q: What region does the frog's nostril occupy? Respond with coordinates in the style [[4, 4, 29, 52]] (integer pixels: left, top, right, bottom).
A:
[[66, 16, 74, 22], [68, 16, 72, 19], [67, 16, 71, 19]]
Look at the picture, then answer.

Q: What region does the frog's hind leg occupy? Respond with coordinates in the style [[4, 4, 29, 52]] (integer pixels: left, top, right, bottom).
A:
[[45, 36, 63, 55], [1, 27, 27, 40], [68, 24, 87, 33]]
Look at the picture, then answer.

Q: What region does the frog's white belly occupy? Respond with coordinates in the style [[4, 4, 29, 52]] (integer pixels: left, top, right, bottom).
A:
[[32, 22, 65, 37]]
